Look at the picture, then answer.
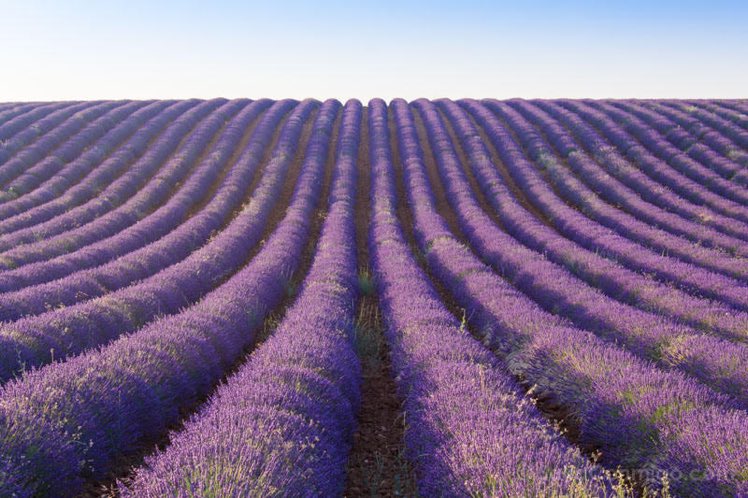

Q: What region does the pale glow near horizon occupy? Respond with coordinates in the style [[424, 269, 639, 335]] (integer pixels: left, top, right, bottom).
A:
[[1, 0, 746, 101]]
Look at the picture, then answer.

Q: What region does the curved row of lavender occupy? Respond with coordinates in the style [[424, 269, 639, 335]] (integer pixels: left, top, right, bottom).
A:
[[0, 101, 152, 206], [0, 101, 135, 191], [0, 99, 281, 319], [368, 98, 615, 496], [643, 100, 748, 185], [0, 100, 318, 381], [0, 98, 745, 496], [0, 100, 206, 290], [611, 101, 748, 186], [639, 101, 748, 180], [0, 103, 86, 142], [0, 100, 225, 251], [433, 99, 748, 343], [0, 99, 240, 267], [122, 99, 362, 498], [484, 100, 748, 282], [0, 99, 338, 496], [488, 103, 748, 339], [0, 100, 225, 279], [420, 100, 748, 404], [700, 100, 748, 131], [695, 99, 748, 121], [0, 100, 196, 236], [440, 102, 748, 332], [578, 100, 748, 210], [0, 100, 176, 228], [462, 100, 748, 312], [570, 98, 748, 229], [0, 102, 93, 170], [0, 103, 52, 132], [516, 100, 748, 250], [401, 100, 748, 496]]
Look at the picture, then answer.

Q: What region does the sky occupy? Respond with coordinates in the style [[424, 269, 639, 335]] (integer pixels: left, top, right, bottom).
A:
[[0, 0, 746, 101]]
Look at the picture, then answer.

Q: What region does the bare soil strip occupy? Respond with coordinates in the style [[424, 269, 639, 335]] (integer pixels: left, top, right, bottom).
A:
[[344, 105, 418, 498]]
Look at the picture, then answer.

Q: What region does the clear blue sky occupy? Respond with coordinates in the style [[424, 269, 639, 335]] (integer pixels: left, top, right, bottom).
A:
[[1, 0, 746, 101]]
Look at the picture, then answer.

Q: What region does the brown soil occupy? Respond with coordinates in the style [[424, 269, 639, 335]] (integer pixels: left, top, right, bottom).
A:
[[344, 105, 418, 498], [345, 298, 417, 498]]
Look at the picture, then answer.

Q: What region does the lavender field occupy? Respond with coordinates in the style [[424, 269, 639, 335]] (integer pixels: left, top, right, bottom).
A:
[[0, 98, 747, 497]]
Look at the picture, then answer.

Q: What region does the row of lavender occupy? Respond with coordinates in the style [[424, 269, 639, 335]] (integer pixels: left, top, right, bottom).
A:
[[0, 99, 283, 319], [0, 100, 185, 232], [0, 103, 65, 147], [0, 101, 157, 207], [0, 98, 746, 496], [0, 100, 316, 380], [0, 99, 338, 496], [121, 99, 363, 497], [432, 100, 748, 399], [404, 99, 748, 496], [0, 99, 225, 293], [581, 100, 748, 211], [0, 102, 104, 176], [520, 100, 748, 253], [0, 99, 238, 266], [0, 96, 743, 310], [480, 100, 748, 284], [439, 99, 748, 342], [461, 101, 748, 315], [366, 99, 616, 496], [607, 101, 748, 190]]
